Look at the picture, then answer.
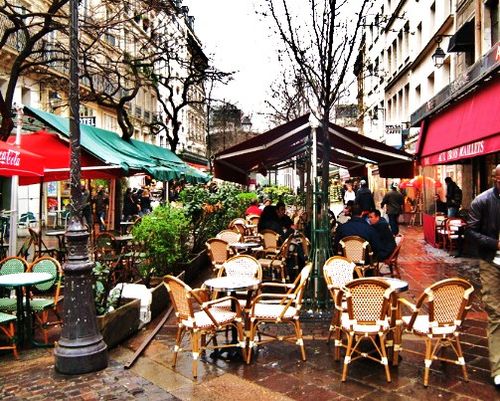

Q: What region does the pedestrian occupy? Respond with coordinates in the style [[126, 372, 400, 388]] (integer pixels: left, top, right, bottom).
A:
[[381, 183, 404, 235], [80, 183, 93, 230], [343, 183, 356, 205], [467, 164, 500, 387], [445, 176, 462, 217], [94, 185, 109, 231], [355, 179, 375, 215], [123, 188, 139, 221], [139, 188, 152, 215]]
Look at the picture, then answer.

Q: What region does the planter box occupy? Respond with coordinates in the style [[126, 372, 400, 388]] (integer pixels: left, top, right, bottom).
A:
[[97, 298, 141, 348]]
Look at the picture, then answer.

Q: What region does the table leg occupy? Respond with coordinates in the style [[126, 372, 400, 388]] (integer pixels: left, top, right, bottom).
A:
[[15, 287, 25, 347]]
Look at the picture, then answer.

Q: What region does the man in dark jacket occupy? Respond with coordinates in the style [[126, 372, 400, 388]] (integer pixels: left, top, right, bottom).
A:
[[467, 164, 500, 387], [445, 176, 462, 217], [368, 209, 396, 261], [334, 204, 381, 258], [355, 179, 375, 214], [381, 184, 404, 235]]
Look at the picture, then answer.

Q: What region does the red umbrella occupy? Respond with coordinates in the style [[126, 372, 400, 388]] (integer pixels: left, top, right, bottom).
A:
[[0, 140, 44, 177], [409, 175, 442, 190]]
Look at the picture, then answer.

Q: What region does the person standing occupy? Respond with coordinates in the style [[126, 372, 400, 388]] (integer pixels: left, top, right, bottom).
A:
[[445, 176, 462, 217], [467, 164, 500, 387], [80, 184, 93, 230], [343, 183, 356, 205], [94, 185, 109, 232], [381, 183, 404, 235], [139, 188, 152, 215], [355, 179, 375, 215]]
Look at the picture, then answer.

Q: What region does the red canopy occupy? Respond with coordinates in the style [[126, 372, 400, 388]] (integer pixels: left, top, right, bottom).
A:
[[8, 131, 123, 185], [0, 140, 44, 177], [214, 114, 414, 184]]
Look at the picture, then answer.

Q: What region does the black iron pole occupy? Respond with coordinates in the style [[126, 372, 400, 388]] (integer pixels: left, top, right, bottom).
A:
[[54, 0, 108, 374]]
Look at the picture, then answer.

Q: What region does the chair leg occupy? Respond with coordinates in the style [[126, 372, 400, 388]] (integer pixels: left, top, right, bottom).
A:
[[293, 320, 306, 361], [246, 320, 257, 364], [341, 333, 354, 382], [172, 326, 184, 368], [235, 321, 247, 361], [454, 334, 468, 382], [9, 322, 18, 359], [423, 338, 433, 386], [379, 335, 391, 383], [191, 330, 200, 378], [334, 324, 342, 361]]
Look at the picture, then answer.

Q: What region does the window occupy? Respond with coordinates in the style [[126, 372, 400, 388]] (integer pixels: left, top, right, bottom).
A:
[[430, 2, 436, 32], [427, 72, 435, 98], [415, 84, 421, 107], [486, 0, 499, 46]]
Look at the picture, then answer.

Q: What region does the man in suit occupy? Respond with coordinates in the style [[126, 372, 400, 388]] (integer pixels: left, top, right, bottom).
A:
[[368, 209, 396, 261]]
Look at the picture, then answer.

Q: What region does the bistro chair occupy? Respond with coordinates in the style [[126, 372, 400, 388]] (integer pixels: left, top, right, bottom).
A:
[[27, 256, 64, 344], [206, 238, 231, 272], [216, 229, 242, 244], [322, 256, 357, 347], [379, 234, 404, 278], [339, 235, 375, 276], [246, 263, 312, 364], [228, 218, 247, 237], [28, 227, 57, 260], [434, 214, 447, 248], [0, 312, 18, 358], [0, 256, 29, 312], [246, 214, 260, 235], [16, 236, 33, 260], [258, 229, 281, 257], [334, 278, 395, 382], [257, 235, 293, 282], [443, 218, 467, 253], [396, 278, 474, 386], [164, 275, 246, 378]]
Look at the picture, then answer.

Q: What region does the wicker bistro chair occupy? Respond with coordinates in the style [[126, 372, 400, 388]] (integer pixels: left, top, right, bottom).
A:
[[257, 235, 293, 283], [396, 278, 474, 387], [434, 214, 447, 248], [339, 235, 375, 277], [322, 256, 357, 346], [443, 218, 467, 253], [0, 312, 17, 358], [246, 263, 312, 364], [335, 278, 396, 382], [0, 257, 29, 312], [164, 275, 246, 378], [379, 234, 404, 278], [259, 229, 281, 257], [27, 257, 64, 344], [216, 229, 243, 244], [206, 238, 231, 272]]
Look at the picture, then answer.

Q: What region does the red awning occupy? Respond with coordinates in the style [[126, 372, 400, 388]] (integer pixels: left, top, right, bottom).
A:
[[418, 78, 500, 166], [8, 131, 123, 185], [0, 140, 44, 177], [214, 114, 414, 184]]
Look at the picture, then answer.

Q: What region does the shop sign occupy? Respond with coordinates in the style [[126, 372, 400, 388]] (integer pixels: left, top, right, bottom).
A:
[[0, 149, 21, 166], [385, 124, 403, 147], [80, 116, 96, 126], [421, 138, 500, 166]]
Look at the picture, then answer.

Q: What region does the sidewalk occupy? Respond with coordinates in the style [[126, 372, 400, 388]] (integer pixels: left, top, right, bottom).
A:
[[0, 225, 497, 401]]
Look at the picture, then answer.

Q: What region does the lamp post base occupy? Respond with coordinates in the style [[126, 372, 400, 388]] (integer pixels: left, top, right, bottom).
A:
[[54, 337, 108, 375]]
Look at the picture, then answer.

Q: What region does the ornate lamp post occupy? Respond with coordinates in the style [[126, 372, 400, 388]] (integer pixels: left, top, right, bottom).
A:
[[54, 0, 108, 374]]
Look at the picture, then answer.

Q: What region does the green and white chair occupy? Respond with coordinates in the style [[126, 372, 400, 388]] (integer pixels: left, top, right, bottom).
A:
[[0, 311, 18, 358], [0, 256, 29, 313]]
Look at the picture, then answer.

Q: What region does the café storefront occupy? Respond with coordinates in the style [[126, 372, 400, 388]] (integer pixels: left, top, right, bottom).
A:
[[413, 43, 500, 247]]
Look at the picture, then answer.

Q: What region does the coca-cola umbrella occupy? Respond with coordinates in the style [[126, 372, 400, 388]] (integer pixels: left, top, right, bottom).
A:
[[0, 140, 44, 177]]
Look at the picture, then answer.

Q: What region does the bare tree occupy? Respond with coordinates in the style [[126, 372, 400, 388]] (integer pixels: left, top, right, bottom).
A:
[[0, 0, 69, 140], [262, 0, 371, 198]]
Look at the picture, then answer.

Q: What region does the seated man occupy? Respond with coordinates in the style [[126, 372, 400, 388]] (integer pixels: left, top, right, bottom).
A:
[[276, 200, 295, 239], [333, 204, 381, 258], [337, 200, 354, 225], [368, 209, 396, 261]]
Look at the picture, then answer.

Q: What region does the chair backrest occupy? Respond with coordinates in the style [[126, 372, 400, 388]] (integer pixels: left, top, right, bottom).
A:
[[415, 278, 474, 328], [294, 233, 310, 261], [219, 254, 262, 280], [17, 236, 33, 259], [341, 278, 393, 324], [246, 214, 260, 226], [339, 235, 371, 265], [294, 263, 313, 306], [28, 257, 63, 303], [435, 214, 446, 227], [0, 256, 28, 275], [205, 238, 230, 266], [19, 212, 36, 225], [323, 256, 355, 289], [216, 229, 242, 244], [260, 229, 280, 252], [164, 275, 194, 322], [232, 223, 247, 236], [383, 234, 404, 263], [229, 218, 246, 228], [445, 217, 466, 233]]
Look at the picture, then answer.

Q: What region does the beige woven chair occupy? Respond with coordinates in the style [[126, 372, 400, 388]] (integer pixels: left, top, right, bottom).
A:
[[322, 256, 357, 346], [339, 235, 374, 276], [259, 229, 281, 257], [334, 278, 395, 382], [246, 263, 312, 364], [164, 275, 246, 378], [257, 235, 293, 283], [246, 214, 260, 226], [206, 238, 231, 271], [379, 234, 404, 278], [228, 219, 247, 237], [443, 218, 466, 252], [396, 278, 474, 387], [216, 229, 242, 244]]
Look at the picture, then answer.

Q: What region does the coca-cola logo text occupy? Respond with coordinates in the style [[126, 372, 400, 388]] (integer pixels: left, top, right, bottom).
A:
[[0, 149, 21, 166]]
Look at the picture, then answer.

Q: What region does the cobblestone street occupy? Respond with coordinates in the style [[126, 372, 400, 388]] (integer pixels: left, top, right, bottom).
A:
[[1, 225, 498, 401]]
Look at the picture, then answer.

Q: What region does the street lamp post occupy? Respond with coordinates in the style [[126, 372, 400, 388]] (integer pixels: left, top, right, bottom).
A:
[[54, 0, 108, 374]]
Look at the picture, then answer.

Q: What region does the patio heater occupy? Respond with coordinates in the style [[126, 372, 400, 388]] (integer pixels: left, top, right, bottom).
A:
[[54, 0, 108, 374]]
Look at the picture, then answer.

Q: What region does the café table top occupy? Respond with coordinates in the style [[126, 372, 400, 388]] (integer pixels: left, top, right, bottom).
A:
[[0, 272, 53, 287], [46, 230, 66, 236], [120, 221, 135, 226], [204, 276, 261, 292], [229, 242, 261, 249], [377, 277, 409, 293], [115, 234, 134, 242]]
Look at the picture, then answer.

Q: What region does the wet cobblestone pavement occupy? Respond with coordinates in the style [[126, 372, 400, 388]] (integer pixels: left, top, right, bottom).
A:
[[1, 225, 498, 400]]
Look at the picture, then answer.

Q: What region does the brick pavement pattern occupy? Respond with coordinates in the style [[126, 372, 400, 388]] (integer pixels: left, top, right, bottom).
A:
[[1, 225, 498, 400]]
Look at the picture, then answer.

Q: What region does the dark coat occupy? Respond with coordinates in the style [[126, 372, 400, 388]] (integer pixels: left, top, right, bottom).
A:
[[467, 187, 500, 262], [381, 189, 404, 215], [446, 181, 462, 208], [334, 216, 381, 256], [370, 218, 396, 260], [355, 187, 375, 212]]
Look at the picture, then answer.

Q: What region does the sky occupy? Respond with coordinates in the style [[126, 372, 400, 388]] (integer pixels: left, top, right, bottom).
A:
[[183, 0, 281, 131]]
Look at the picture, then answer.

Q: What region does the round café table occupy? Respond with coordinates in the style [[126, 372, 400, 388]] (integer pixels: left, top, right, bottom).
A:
[[228, 242, 261, 255], [377, 277, 409, 293], [204, 276, 261, 360], [0, 272, 54, 347]]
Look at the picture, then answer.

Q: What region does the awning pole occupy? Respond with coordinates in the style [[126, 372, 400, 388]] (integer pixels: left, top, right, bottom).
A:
[[8, 104, 23, 256]]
